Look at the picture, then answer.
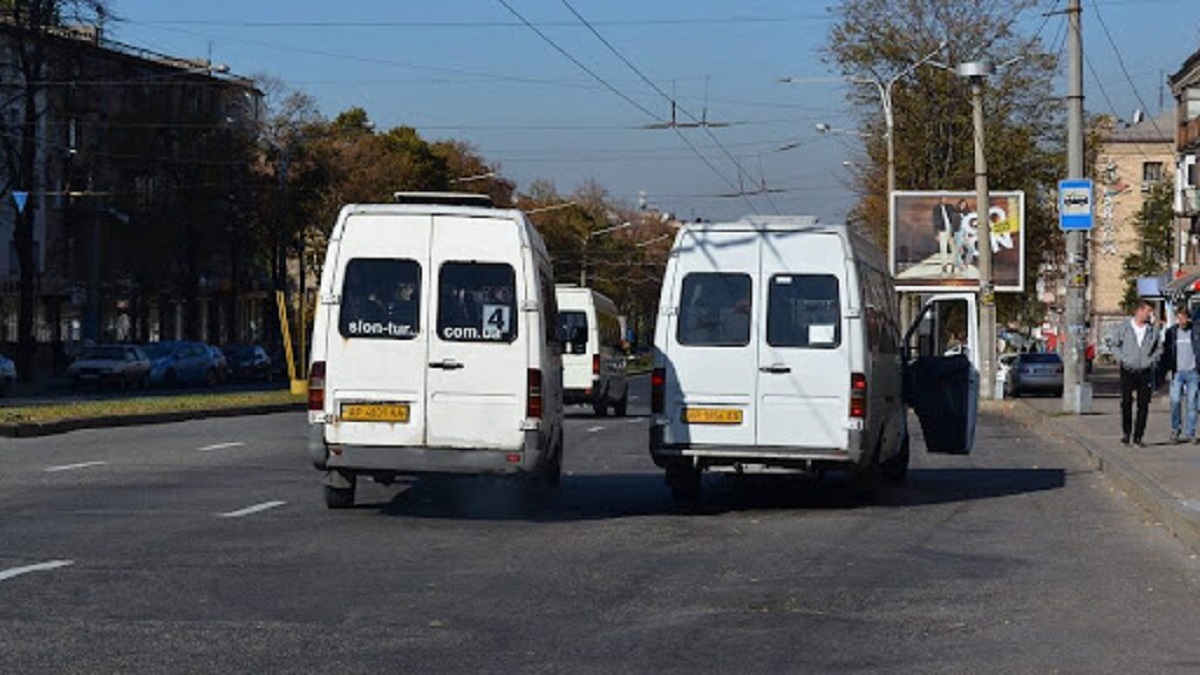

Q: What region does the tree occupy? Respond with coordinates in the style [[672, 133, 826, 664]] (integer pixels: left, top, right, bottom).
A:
[[1, 0, 107, 379], [1122, 181, 1174, 310], [825, 0, 1065, 326]]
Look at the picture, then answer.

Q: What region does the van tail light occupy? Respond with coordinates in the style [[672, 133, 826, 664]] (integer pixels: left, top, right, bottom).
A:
[[308, 361, 326, 411], [592, 353, 601, 377], [651, 368, 666, 414], [850, 372, 867, 419], [527, 368, 543, 419]]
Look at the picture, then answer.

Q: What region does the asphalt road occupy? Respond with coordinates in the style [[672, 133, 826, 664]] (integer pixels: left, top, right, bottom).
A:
[[2, 376, 1199, 673]]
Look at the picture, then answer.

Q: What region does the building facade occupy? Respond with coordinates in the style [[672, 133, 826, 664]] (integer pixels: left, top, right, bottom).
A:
[[1090, 110, 1175, 349], [0, 20, 267, 372]]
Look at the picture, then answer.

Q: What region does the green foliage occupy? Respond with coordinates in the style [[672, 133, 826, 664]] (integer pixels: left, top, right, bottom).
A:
[[1121, 181, 1174, 310]]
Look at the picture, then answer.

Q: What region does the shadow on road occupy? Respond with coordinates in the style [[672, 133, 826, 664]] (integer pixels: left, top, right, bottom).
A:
[[366, 466, 1067, 521]]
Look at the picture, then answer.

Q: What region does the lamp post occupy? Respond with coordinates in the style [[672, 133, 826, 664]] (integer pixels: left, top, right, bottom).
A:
[[958, 60, 998, 401], [449, 171, 496, 185]]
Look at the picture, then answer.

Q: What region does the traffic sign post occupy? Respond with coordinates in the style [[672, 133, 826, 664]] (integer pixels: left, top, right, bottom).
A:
[[11, 190, 28, 214], [1058, 178, 1094, 231]]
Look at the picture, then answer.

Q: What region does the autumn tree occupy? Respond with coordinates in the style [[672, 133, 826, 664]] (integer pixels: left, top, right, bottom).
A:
[[1122, 181, 1174, 310]]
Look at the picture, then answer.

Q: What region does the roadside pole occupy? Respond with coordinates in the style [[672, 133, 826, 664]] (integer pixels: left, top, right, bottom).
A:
[[1062, 0, 1093, 413]]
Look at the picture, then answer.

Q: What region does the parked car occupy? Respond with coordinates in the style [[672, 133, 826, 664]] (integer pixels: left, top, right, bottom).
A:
[[66, 345, 151, 390], [1005, 352, 1064, 397], [145, 341, 220, 388], [207, 345, 230, 384], [222, 344, 273, 382], [0, 352, 16, 396]]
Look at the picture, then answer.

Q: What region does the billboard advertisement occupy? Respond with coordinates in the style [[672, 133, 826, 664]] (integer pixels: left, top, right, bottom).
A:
[[890, 191, 1025, 292]]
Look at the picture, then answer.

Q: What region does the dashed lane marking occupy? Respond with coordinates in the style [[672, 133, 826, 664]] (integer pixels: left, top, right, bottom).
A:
[[197, 442, 247, 452], [44, 461, 108, 473], [587, 426, 605, 433], [219, 501, 287, 518], [0, 560, 74, 582]]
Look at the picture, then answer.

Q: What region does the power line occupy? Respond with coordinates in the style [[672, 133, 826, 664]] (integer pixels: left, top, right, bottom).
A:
[[1088, 0, 1170, 139], [117, 15, 832, 29], [494, 0, 754, 214], [558, 0, 773, 213]]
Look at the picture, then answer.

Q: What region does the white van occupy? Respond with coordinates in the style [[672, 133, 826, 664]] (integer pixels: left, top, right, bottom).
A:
[[555, 285, 629, 416], [649, 216, 977, 501], [306, 193, 564, 509]]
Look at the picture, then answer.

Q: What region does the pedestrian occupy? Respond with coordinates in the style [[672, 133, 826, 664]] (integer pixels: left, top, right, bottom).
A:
[[1161, 306, 1200, 443], [1113, 300, 1162, 447]]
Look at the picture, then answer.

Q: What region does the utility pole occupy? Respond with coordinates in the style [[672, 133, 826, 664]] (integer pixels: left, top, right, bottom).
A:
[[959, 61, 997, 400], [1063, 0, 1092, 413]]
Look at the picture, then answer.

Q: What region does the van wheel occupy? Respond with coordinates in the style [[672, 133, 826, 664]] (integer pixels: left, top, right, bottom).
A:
[[592, 392, 608, 417], [613, 390, 628, 417], [666, 465, 701, 503], [851, 452, 882, 500], [323, 481, 356, 510], [882, 434, 910, 483]]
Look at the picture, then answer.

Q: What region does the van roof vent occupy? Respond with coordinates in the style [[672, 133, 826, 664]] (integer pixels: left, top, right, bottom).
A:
[[392, 191, 494, 207]]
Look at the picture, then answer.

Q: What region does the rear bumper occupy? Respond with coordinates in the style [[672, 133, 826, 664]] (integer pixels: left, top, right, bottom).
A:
[[309, 426, 547, 476], [649, 424, 864, 470], [564, 386, 596, 404]]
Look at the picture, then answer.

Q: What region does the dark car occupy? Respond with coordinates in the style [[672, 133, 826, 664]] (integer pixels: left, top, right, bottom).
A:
[[146, 341, 221, 388], [222, 344, 273, 382], [1005, 352, 1064, 398], [0, 352, 15, 396], [66, 345, 152, 390]]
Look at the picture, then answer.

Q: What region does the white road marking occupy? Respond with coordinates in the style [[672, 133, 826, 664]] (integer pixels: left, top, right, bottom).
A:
[[630, 396, 642, 401], [219, 501, 287, 518], [197, 442, 246, 452], [0, 560, 74, 582], [587, 426, 605, 433], [44, 461, 108, 473], [627, 418, 643, 424]]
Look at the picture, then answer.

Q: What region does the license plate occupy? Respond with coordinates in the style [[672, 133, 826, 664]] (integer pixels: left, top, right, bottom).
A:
[[682, 407, 743, 424], [341, 403, 410, 423]]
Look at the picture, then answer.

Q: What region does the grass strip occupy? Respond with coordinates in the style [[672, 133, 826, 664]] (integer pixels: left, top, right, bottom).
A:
[[0, 390, 304, 425]]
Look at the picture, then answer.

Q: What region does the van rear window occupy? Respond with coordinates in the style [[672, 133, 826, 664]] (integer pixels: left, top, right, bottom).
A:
[[677, 273, 752, 347], [339, 259, 422, 340], [559, 311, 588, 343], [437, 262, 518, 342], [767, 274, 840, 348]]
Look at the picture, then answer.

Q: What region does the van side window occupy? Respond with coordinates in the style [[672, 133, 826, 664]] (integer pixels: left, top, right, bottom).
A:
[[677, 273, 752, 347], [437, 262, 518, 343], [538, 267, 559, 349], [339, 258, 422, 340], [766, 274, 841, 348]]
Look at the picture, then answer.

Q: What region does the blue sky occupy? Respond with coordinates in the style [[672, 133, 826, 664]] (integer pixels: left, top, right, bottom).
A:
[[105, 1, 1200, 223]]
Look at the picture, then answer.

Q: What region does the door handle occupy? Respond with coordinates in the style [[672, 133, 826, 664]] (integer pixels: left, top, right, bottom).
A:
[[429, 360, 464, 370], [759, 364, 791, 374]]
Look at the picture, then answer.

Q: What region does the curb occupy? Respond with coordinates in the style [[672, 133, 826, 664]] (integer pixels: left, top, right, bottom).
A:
[[0, 403, 305, 439], [1007, 400, 1200, 555]]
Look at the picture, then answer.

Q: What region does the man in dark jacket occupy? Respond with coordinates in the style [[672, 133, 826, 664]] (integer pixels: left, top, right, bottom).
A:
[[1161, 306, 1200, 443]]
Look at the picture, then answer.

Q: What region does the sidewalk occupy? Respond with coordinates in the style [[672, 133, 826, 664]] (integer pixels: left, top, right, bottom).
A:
[[1014, 364, 1200, 554]]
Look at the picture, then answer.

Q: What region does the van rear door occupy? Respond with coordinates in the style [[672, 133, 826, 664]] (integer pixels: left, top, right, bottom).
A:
[[904, 294, 979, 454], [325, 213, 431, 448], [425, 214, 526, 450], [664, 229, 759, 447], [755, 231, 849, 449]]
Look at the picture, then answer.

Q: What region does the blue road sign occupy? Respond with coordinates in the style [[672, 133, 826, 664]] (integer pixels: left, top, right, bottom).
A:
[[11, 190, 28, 214], [1058, 179, 1094, 231]]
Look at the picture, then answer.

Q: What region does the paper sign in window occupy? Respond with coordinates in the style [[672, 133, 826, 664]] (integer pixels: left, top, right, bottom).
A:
[[809, 324, 836, 344]]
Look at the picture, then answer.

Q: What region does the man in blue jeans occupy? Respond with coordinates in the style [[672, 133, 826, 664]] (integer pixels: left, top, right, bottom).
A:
[[1161, 306, 1200, 443]]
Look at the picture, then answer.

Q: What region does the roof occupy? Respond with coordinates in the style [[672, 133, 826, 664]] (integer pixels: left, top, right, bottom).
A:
[[1169, 46, 1200, 92], [1106, 109, 1175, 144]]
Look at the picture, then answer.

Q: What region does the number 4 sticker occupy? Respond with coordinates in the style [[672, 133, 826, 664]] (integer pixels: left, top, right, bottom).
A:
[[481, 304, 511, 339]]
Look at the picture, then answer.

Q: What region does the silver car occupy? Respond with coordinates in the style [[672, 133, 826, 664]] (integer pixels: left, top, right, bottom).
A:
[[1005, 352, 1064, 397], [67, 345, 152, 390]]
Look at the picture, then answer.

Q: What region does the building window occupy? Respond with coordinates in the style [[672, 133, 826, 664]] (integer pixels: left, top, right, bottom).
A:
[[1142, 162, 1164, 184]]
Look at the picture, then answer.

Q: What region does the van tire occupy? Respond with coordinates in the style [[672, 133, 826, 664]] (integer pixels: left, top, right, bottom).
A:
[[666, 465, 701, 503], [851, 451, 882, 500], [613, 389, 628, 417], [592, 392, 608, 417], [882, 433, 910, 483]]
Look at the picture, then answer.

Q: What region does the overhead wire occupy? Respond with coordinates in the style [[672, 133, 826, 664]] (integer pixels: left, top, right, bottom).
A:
[[1087, 0, 1170, 140], [559, 0, 778, 213], [493, 0, 756, 215]]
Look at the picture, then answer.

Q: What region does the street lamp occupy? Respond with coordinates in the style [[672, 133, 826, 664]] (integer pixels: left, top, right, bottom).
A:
[[449, 171, 496, 185], [525, 200, 576, 215], [814, 122, 873, 139], [580, 221, 636, 286]]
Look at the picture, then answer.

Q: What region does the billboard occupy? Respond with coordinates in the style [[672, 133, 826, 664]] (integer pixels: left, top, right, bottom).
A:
[[890, 191, 1025, 292]]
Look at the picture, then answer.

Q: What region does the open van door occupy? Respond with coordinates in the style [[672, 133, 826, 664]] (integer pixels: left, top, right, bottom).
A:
[[903, 293, 978, 455]]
